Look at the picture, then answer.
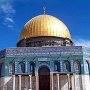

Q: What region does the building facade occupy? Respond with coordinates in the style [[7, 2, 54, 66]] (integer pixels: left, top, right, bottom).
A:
[[0, 13, 90, 90]]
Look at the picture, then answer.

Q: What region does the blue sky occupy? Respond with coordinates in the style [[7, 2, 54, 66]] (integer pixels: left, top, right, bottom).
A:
[[0, 0, 90, 50]]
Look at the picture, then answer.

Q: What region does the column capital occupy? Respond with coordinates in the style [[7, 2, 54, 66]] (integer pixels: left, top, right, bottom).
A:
[[29, 74, 32, 77], [73, 73, 76, 75], [18, 75, 21, 77], [13, 75, 15, 77], [67, 74, 71, 77], [50, 72, 53, 75], [56, 74, 60, 76], [35, 73, 39, 76]]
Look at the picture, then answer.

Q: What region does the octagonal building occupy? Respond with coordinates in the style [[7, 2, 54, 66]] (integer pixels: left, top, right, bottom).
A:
[[0, 12, 90, 90]]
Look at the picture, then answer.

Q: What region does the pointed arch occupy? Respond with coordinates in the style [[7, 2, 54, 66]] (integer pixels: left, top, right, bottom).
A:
[[19, 62, 25, 73], [74, 60, 81, 74], [9, 62, 15, 74], [0, 63, 3, 76], [64, 60, 71, 72], [38, 65, 50, 90], [30, 61, 35, 74], [54, 61, 60, 72], [85, 60, 90, 74]]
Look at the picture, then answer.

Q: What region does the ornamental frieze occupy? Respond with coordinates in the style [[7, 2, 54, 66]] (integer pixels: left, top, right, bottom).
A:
[[3, 46, 82, 57]]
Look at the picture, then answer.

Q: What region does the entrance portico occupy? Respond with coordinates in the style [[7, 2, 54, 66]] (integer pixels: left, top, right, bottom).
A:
[[38, 66, 50, 90], [12, 72, 74, 90]]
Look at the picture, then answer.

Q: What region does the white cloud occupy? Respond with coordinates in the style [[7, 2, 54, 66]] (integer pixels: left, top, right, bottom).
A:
[[0, 0, 15, 14], [4, 17, 14, 23], [0, 0, 15, 28], [74, 39, 90, 48]]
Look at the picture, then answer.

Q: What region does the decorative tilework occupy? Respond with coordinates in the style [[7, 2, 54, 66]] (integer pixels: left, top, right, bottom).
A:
[[5, 46, 82, 57], [0, 46, 86, 76]]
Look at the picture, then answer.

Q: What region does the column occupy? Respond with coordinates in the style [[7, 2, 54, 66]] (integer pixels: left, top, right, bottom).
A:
[[71, 74, 75, 90], [73, 73, 76, 90], [67, 74, 71, 90], [36, 74, 39, 90], [57, 74, 60, 90], [18, 75, 21, 90], [29, 75, 32, 89], [13, 75, 15, 90], [50, 73, 53, 90]]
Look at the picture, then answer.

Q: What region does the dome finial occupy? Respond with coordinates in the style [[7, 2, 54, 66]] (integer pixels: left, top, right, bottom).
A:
[[43, 6, 46, 14]]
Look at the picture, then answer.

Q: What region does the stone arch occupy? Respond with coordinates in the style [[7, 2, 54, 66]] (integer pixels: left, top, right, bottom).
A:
[[38, 65, 50, 90], [38, 65, 50, 75], [64, 60, 71, 72], [74, 60, 81, 74]]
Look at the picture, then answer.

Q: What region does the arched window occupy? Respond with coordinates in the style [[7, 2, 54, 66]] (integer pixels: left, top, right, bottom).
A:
[[19, 62, 25, 73], [85, 60, 89, 74], [54, 61, 60, 72], [9, 62, 15, 74], [64, 61, 71, 72], [30, 62, 35, 74], [0, 63, 2, 76], [74, 61, 81, 74]]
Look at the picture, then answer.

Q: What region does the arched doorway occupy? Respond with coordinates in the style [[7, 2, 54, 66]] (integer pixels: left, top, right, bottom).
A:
[[38, 66, 50, 90]]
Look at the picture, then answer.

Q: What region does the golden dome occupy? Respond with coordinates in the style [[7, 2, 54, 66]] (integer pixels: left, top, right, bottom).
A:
[[20, 14, 71, 40]]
